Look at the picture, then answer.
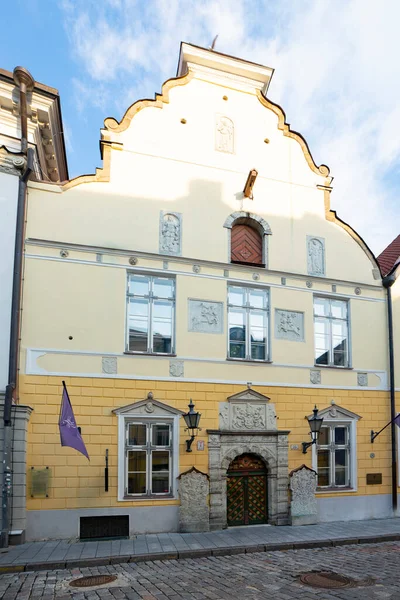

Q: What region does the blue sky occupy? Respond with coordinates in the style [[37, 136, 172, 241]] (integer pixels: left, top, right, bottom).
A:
[[1, 0, 399, 255]]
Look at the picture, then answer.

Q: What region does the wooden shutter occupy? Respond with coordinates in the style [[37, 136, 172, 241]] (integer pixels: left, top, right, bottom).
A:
[[231, 224, 263, 265]]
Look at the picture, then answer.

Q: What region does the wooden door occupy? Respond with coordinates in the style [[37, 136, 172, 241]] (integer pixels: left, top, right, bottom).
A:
[[226, 454, 267, 526], [231, 224, 263, 265]]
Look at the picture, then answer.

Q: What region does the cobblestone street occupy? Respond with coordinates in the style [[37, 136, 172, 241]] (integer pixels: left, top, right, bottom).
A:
[[1, 541, 400, 599]]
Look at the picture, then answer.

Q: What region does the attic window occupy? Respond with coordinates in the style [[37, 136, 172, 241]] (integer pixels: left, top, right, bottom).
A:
[[231, 222, 263, 266]]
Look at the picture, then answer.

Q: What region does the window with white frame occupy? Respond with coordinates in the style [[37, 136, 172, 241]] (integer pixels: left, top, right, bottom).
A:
[[125, 421, 172, 496], [314, 297, 349, 367], [317, 423, 351, 489], [127, 274, 175, 354], [228, 285, 269, 361]]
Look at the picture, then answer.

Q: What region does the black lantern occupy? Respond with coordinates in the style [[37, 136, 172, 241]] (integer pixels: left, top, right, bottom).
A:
[[302, 405, 324, 454], [183, 399, 202, 452]]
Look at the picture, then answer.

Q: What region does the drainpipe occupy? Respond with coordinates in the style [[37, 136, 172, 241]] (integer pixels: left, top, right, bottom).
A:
[[383, 273, 397, 513], [0, 67, 34, 548]]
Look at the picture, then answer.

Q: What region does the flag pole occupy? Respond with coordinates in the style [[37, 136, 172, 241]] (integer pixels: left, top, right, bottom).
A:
[[371, 413, 399, 443]]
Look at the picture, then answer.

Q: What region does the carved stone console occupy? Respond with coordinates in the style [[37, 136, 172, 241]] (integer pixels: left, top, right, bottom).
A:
[[178, 467, 210, 532]]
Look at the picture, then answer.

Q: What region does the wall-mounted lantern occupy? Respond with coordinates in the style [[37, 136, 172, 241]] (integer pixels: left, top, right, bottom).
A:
[[183, 399, 202, 452], [302, 406, 324, 454]]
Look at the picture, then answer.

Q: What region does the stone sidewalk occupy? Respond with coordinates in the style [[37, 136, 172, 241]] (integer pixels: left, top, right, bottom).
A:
[[1, 517, 400, 574]]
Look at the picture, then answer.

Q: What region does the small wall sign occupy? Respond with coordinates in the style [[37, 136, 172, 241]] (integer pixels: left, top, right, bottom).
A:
[[366, 473, 382, 485], [197, 440, 205, 451]]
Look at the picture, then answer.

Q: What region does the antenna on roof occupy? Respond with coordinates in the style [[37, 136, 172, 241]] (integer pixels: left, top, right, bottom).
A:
[[210, 34, 219, 50]]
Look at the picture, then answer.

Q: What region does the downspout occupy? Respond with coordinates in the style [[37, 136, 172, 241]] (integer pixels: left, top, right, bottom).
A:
[[383, 273, 397, 513], [0, 67, 34, 548]]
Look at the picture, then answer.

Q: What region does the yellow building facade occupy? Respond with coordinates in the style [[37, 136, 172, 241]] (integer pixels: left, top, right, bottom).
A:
[[18, 43, 397, 540]]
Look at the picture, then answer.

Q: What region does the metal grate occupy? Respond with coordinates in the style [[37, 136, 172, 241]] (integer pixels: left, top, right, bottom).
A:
[[80, 515, 129, 540], [70, 575, 117, 588]]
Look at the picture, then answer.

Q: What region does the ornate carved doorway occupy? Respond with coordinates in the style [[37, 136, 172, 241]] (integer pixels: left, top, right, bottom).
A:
[[226, 454, 268, 526]]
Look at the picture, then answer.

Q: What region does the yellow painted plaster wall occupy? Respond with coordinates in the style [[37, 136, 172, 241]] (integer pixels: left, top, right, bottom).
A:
[[22, 375, 395, 513]]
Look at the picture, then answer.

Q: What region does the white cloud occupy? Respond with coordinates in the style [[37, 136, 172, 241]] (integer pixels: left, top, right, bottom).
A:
[[61, 0, 400, 254]]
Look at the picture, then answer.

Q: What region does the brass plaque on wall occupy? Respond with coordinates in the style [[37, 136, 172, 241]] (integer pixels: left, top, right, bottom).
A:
[[30, 467, 51, 497], [366, 473, 382, 485]]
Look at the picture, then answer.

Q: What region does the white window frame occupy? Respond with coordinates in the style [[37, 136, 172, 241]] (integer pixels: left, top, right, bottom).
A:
[[126, 273, 176, 355], [227, 284, 270, 362], [312, 417, 358, 493], [313, 296, 351, 368], [117, 412, 180, 501]]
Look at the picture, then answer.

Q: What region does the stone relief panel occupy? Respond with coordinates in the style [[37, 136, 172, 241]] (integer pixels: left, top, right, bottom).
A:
[[307, 236, 325, 276], [169, 360, 184, 378], [275, 309, 304, 342], [357, 372, 368, 387], [159, 211, 182, 256], [215, 115, 234, 153], [188, 300, 223, 334], [102, 356, 117, 374], [178, 467, 210, 532], [289, 465, 317, 525], [310, 370, 321, 385], [219, 401, 276, 431]]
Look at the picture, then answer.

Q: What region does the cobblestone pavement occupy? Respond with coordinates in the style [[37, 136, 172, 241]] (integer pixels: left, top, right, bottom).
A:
[[1, 541, 400, 599]]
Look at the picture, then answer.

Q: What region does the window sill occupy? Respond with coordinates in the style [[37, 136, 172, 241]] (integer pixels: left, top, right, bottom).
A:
[[124, 352, 177, 358], [316, 487, 356, 494], [226, 358, 272, 365], [314, 364, 353, 370], [120, 494, 176, 502]]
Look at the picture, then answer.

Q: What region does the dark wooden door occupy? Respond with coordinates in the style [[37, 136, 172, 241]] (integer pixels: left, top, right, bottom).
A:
[[231, 224, 263, 265], [227, 454, 267, 526]]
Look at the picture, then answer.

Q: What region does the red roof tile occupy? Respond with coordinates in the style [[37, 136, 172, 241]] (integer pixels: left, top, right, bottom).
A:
[[377, 234, 400, 276]]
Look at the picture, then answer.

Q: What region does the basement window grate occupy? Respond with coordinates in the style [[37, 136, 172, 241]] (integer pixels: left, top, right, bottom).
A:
[[79, 515, 129, 540]]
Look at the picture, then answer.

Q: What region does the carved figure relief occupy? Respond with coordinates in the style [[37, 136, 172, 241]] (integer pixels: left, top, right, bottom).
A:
[[178, 468, 210, 532], [232, 404, 265, 430], [188, 300, 223, 334], [219, 404, 229, 430], [102, 356, 117, 374], [289, 465, 317, 524], [307, 236, 325, 276], [357, 372, 368, 387], [275, 310, 304, 342], [159, 211, 182, 256], [215, 115, 234, 153], [170, 360, 184, 377]]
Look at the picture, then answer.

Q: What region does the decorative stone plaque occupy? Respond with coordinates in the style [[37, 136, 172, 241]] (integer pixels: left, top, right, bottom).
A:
[[188, 300, 223, 334], [178, 467, 210, 532], [289, 464, 317, 526], [357, 372, 368, 386], [275, 309, 304, 342], [307, 236, 325, 276], [170, 360, 184, 377], [219, 387, 276, 431], [215, 115, 234, 153], [310, 370, 321, 385], [159, 211, 182, 256], [102, 356, 117, 374]]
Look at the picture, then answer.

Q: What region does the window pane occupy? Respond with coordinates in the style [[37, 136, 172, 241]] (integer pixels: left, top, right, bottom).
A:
[[152, 451, 170, 494], [314, 318, 329, 365], [318, 427, 330, 446], [128, 451, 146, 471], [332, 321, 348, 366], [228, 287, 246, 307], [335, 449, 348, 486], [128, 424, 146, 446], [250, 310, 266, 360], [317, 449, 330, 486], [314, 297, 330, 317], [152, 301, 173, 353], [152, 425, 170, 446], [331, 300, 347, 320], [229, 308, 246, 358], [128, 298, 149, 352], [248, 289, 266, 309], [128, 275, 149, 297], [128, 473, 146, 494], [153, 278, 174, 299], [335, 427, 347, 445]]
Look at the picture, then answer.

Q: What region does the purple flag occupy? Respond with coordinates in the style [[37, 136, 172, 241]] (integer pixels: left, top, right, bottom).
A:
[[59, 382, 89, 460], [395, 414, 400, 428]]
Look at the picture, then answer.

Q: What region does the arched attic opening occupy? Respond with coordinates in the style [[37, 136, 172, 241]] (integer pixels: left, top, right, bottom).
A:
[[223, 212, 272, 268]]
